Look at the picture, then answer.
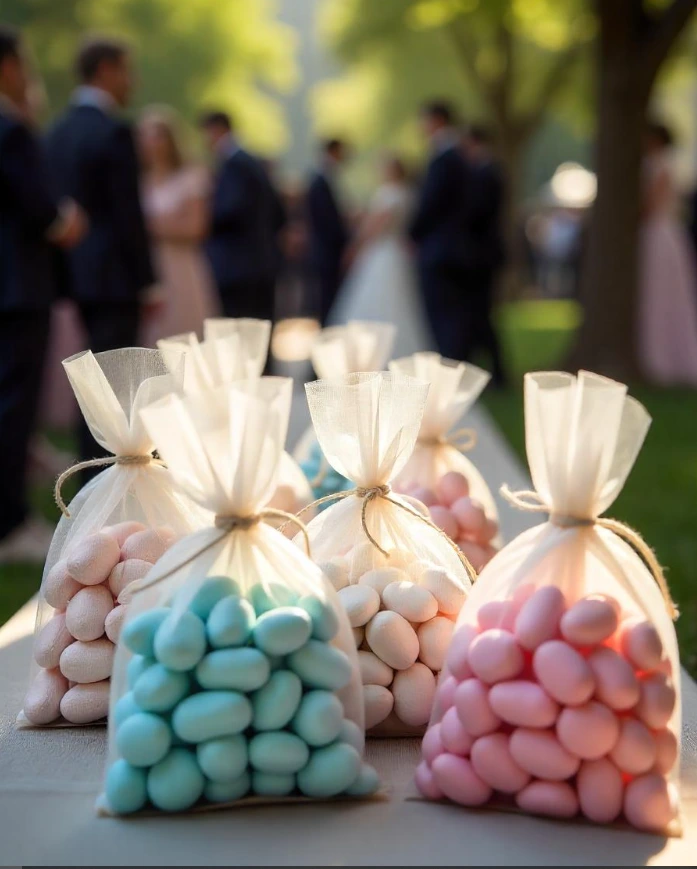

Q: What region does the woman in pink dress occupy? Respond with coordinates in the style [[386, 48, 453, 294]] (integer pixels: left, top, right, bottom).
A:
[[138, 107, 220, 345], [638, 122, 697, 386]]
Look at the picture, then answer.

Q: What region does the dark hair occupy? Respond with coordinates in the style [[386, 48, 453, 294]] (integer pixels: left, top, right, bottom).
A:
[[322, 138, 345, 156], [198, 110, 232, 131], [646, 120, 673, 148], [76, 36, 128, 83], [421, 100, 454, 125], [467, 124, 493, 146], [0, 24, 21, 67]]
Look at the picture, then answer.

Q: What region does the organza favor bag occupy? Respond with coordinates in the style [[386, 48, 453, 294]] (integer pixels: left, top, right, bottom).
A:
[[98, 377, 376, 815], [389, 353, 500, 570], [301, 372, 475, 737], [295, 321, 396, 507], [20, 349, 208, 728], [419, 371, 682, 836], [158, 320, 313, 525]]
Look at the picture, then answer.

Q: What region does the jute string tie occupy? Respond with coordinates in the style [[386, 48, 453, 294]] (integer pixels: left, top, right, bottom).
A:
[[419, 426, 477, 453], [55, 454, 163, 518], [500, 484, 678, 620]]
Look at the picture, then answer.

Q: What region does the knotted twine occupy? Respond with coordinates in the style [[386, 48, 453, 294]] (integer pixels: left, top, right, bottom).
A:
[[288, 484, 478, 585], [500, 484, 678, 620], [54, 454, 165, 518]]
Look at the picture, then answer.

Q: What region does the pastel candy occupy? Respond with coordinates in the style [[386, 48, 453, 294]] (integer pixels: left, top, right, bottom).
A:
[[422, 722, 446, 763], [439, 707, 473, 756], [196, 648, 270, 692], [417, 617, 454, 671], [60, 680, 110, 723], [105, 604, 128, 643], [133, 663, 190, 713], [410, 486, 438, 507], [186, 575, 240, 620], [104, 521, 146, 547], [147, 748, 205, 812], [122, 608, 170, 657], [65, 585, 113, 641], [415, 760, 444, 800], [297, 594, 340, 641], [127, 654, 155, 688], [609, 717, 656, 774], [560, 595, 619, 646], [477, 600, 516, 633], [654, 728, 679, 774], [153, 612, 207, 671], [116, 712, 172, 766], [291, 690, 344, 746], [470, 733, 530, 793], [253, 607, 312, 656], [319, 559, 349, 592], [287, 640, 352, 690], [431, 753, 492, 806], [577, 757, 623, 823], [197, 735, 247, 782], [623, 774, 678, 832], [365, 611, 419, 670], [635, 672, 676, 729], [488, 681, 559, 728], [359, 567, 406, 596], [445, 624, 477, 680], [67, 532, 120, 586], [533, 640, 594, 705], [120, 529, 171, 565], [468, 630, 524, 684], [516, 781, 579, 818], [250, 583, 298, 615], [345, 763, 380, 796], [59, 638, 114, 683], [454, 679, 501, 737], [363, 684, 394, 729], [205, 772, 250, 803], [207, 596, 255, 648], [620, 618, 665, 671], [114, 691, 141, 726], [357, 650, 394, 687], [382, 581, 438, 623], [588, 646, 639, 710], [34, 613, 74, 669], [43, 560, 81, 609], [556, 701, 619, 760], [23, 668, 68, 724], [509, 728, 580, 780], [392, 662, 436, 727], [419, 568, 466, 615], [338, 585, 380, 628], [252, 772, 295, 796], [297, 742, 362, 798], [428, 505, 459, 540], [432, 674, 458, 721], [108, 559, 152, 598], [436, 471, 469, 506], [451, 497, 486, 535], [339, 718, 364, 752], [249, 732, 309, 775], [514, 586, 565, 650], [105, 759, 148, 814], [252, 670, 303, 730], [172, 691, 252, 742]]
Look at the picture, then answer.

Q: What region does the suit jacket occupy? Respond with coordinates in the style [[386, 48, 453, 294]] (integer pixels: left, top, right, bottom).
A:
[[410, 144, 474, 274], [306, 170, 348, 277], [46, 104, 154, 304], [0, 111, 59, 312], [205, 148, 278, 290], [467, 159, 506, 271]]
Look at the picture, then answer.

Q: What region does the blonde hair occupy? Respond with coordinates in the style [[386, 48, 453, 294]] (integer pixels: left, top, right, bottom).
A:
[[139, 105, 184, 171]]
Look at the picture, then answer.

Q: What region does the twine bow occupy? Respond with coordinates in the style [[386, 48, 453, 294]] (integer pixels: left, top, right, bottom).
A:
[[54, 454, 164, 518], [500, 485, 678, 620], [420, 426, 477, 453]]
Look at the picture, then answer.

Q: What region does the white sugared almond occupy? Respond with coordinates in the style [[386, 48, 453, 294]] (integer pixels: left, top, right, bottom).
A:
[[67, 532, 121, 586], [359, 567, 409, 596], [358, 650, 394, 687], [60, 680, 110, 724], [392, 662, 437, 726], [23, 668, 68, 725], [103, 520, 146, 547], [105, 604, 128, 643], [365, 611, 420, 670], [34, 612, 74, 669], [43, 560, 81, 609], [382, 580, 438, 623], [363, 684, 394, 729], [319, 558, 349, 592], [420, 567, 467, 615], [65, 585, 113, 642], [417, 616, 455, 671], [59, 638, 115, 684], [108, 558, 152, 598], [338, 584, 380, 628]]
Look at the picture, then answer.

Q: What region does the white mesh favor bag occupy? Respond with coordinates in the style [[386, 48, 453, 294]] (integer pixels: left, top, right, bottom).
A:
[[20, 348, 208, 727], [389, 353, 500, 571], [419, 371, 682, 835], [98, 377, 377, 815], [301, 372, 474, 737]]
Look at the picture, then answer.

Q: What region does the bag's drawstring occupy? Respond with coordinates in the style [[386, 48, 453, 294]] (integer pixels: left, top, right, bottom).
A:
[[420, 426, 477, 453], [54, 454, 164, 518], [500, 485, 678, 620]]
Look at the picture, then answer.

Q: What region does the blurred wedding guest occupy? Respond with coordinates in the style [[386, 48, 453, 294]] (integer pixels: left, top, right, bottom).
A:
[[638, 121, 697, 386], [46, 36, 156, 471], [410, 101, 474, 361], [0, 25, 85, 561], [138, 107, 219, 345], [462, 124, 507, 387], [199, 110, 279, 322], [306, 138, 350, 324]]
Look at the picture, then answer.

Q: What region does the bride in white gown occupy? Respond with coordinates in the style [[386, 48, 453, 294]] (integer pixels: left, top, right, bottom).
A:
[[327, 155, 435, 358]]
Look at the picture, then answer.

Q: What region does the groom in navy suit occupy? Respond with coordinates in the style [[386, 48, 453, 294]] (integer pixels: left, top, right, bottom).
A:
[[410, 102, 475, 361]]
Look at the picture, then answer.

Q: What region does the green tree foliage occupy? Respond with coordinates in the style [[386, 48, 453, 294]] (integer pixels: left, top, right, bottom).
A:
[[2, 0, 297, 153]]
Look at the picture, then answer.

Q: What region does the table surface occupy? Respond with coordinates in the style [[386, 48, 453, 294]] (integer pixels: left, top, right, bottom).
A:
[[1, 395, 695, 865]]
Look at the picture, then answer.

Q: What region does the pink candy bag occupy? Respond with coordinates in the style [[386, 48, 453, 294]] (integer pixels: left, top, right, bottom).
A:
[[19, 349, 208, 728], [419, 371, 682, 835]]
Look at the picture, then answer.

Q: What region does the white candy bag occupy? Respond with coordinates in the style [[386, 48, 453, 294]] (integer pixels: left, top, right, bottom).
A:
[[419, 371, 682, 835], [20, 348, 208, 727], [389, 352, 500, 570], [98, 377, 376, 815], [300, 372, 475, 737]]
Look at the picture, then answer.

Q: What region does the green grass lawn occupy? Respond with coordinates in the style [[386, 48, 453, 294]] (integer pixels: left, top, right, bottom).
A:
[[483, 300, 697, 677]]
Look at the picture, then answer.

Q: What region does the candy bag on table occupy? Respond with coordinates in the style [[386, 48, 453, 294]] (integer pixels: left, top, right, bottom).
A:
[[98, 377, 376, 815], [294, 321, 396, 508], [20, 348, 209, 728], [389, 353, 500, 570], [158, 320, 313, 527], [419, 371, 682, 835], [301, 372, 475, 737]]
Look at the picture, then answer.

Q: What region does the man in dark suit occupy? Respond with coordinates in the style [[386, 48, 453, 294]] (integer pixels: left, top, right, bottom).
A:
[[306, 139, 349, 324], [46, 37, 156, 467], [0, 26, 85, 561], [199, 111, 280, 323], [461, 125, 507, 386], [410, 102, 475, 361]]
